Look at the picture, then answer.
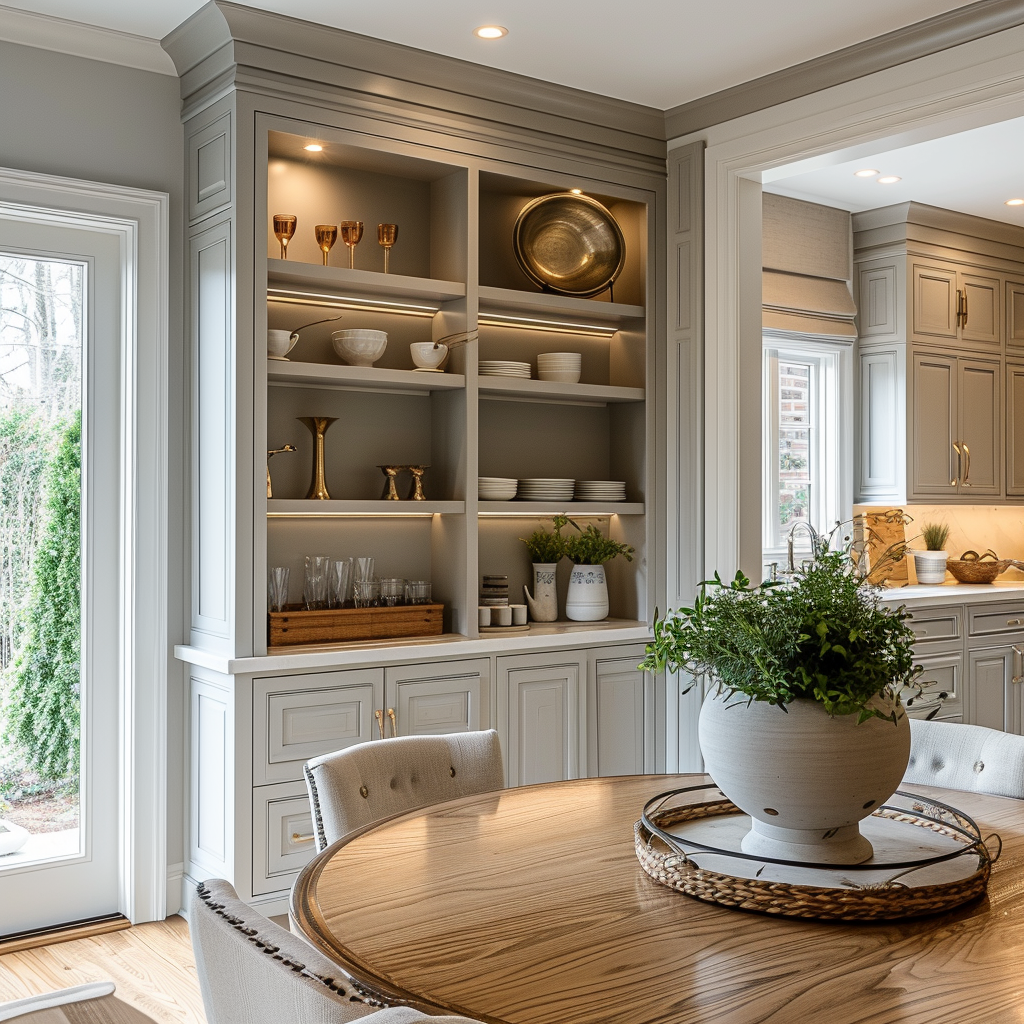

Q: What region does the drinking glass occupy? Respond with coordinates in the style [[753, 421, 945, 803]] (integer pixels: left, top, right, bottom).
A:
[[405, 580, 431, 605], [273, 214, 297, 259], [304, 554, 330, 610], [330, 558, 353, 608], [340, 221, 363, 269], [268, 566, 290, 612], [380, 578, 406, 607], [355, 556, 375, 583], [353, 580, 381, 608], [314, 224, 338, 267], [377, 223, 398, 273]]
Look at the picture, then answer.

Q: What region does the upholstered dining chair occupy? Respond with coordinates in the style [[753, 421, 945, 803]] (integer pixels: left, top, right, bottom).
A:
[[304, 730, 505, 851], [0, 982, 158, 1022], [903, 718, 1024, 798], [189, 878, 483, 1024]]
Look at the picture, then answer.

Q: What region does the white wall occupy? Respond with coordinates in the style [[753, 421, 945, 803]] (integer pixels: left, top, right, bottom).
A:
[[0, 40, 187, 906]]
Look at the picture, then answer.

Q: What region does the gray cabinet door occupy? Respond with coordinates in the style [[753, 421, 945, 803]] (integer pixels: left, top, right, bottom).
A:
[[1007, 362, 1024, 495], [589, 654, 651, 777], [957, 357, 1000, 495], [1006, 279, 1024, 351], [959, 272, 1000, 348], [967, 645, 1017, 731], [911, 352, 958, 497], [912, 264, 958, 343]]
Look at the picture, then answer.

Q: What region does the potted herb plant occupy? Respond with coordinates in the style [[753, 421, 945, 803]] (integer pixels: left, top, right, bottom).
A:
[[641, 539, 921, 864], [520, 523, 566, 622], [561, 519, 634, 621], [912, 522, 950, 584]]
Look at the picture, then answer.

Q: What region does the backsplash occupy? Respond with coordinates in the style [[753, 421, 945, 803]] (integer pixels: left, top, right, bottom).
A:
[[854, 505, 1024, 561]]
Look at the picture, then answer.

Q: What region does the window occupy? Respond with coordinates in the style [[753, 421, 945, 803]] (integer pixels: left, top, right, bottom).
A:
[[763, 335, 848, 564]]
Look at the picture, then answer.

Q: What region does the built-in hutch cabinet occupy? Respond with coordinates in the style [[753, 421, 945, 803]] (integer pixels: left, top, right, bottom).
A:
[[164, 3, 666, 913], [854, 202, 1024, 504]]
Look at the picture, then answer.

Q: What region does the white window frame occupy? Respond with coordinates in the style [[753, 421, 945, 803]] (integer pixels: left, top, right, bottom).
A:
[[0, 166, 169, 923], [762, 331, 853, 568]]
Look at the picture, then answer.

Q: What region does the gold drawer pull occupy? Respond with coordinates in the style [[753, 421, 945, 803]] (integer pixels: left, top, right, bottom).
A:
[[1007, 619, 1023, 626], [291, 832, 315, 844]]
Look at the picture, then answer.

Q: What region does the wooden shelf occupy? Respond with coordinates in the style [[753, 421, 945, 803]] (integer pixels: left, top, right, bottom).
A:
[[268, 360, 465, 393], [268, 259, 466, 307], [478, 377, 644, 405], [268, 500, 465, 516], [478, 501, 644, 515], [478, 285, 645, 327]]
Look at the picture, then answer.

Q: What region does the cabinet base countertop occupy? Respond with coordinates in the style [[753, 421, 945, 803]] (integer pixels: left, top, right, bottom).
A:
[[878, 579, 1024, 609]]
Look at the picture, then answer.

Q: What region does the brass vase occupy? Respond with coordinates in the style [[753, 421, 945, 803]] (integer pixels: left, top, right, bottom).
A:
[[298, 416, 337, 499]]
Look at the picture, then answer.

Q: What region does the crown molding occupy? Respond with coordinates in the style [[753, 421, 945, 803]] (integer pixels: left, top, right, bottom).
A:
[[665, 0, 1024, 139], [0, 3, 175, 76]]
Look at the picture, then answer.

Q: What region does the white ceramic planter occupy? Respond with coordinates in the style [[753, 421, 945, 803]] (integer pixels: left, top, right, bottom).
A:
[[523, 563, 558, 622], [0, 818, 29, 856], [912, 549, 948, 584], [698, 688, 910, 864], [565, 564, 609, 621]]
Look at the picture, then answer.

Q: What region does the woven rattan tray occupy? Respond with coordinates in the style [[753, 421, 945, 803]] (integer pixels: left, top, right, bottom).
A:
[[635, 784, 1000, 921]]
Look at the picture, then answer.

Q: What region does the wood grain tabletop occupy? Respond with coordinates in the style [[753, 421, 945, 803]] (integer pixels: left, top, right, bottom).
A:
[[291, 774, 1024, 1024]]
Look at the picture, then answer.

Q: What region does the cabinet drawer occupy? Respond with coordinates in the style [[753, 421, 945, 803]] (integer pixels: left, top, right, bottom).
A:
[[904, 605, 961, 643], [908, 650, 962, 721], [253, 669, 383, 785], [968, 602, 1024, 638], [252, 782, 316, 896]]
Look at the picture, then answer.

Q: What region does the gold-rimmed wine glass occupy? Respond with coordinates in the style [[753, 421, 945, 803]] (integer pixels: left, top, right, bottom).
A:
[[377, 223, 398, 274], [314, 224, 338, 267], [340, 221, 364, 270], [273, 215, 297, 260]]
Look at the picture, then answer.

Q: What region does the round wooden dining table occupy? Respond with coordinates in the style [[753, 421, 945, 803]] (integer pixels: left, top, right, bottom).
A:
[[290, 774, 1024, 1024]]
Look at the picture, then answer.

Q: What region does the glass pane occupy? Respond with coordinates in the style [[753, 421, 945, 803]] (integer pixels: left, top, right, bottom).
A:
[[776, 360, 812, 536], [0, 254, 83, 863]]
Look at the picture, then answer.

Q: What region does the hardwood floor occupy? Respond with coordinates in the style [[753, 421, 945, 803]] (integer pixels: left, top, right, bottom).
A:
[[0, 916, 206, 1023]]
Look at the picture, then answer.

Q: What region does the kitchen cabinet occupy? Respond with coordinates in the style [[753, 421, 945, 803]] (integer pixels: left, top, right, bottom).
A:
[[383, 659, 490, 737], [1006, 360, 1024, 494], [911, 262, 999, 349], [588, 649, 653, 776]]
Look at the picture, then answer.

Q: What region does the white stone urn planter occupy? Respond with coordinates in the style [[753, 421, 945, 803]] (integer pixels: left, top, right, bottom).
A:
[[911, 549, 948, 584], [699, 688, 911, 864], [565, 564, 609, 621], [523, 562, 559, 622], [0, 818, 29, 856]]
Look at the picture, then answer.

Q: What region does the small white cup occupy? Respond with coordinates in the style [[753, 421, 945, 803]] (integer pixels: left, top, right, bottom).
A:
[[510, 604, 527, 626], [478, 606, 492, 627], [495, 606, 513, 626]]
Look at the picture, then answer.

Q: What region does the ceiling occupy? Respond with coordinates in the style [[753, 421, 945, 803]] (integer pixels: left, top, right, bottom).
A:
[[766, 115, 1024, 227], [0, 0, 976, 109]]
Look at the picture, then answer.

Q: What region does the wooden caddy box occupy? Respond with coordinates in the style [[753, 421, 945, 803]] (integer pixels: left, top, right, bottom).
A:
[[268, 603, 444, 647]]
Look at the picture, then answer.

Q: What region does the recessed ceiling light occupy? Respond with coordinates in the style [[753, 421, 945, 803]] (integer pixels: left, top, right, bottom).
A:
[[569, 188, 583, 195], [878, 175, 901, 184], [304, 144, 323, 152], [1006, 198, 1024, 206], [854, 169, 879, 178], [474, 25, 508, 39]]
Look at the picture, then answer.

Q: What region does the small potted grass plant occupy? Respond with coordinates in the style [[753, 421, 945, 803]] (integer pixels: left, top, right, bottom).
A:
[[520, 522, 566, 622], [912, 522, 950, 584]]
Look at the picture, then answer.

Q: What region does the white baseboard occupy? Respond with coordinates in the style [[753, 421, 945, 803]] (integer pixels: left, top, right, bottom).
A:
[[165, 862, 184, 917]]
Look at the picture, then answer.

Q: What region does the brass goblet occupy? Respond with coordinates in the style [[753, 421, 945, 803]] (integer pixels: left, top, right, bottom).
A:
[[314, 224, 338, 267], [340, 221, 364, 270], [273, 215, 297, 260], [377, 223, 398, 274]]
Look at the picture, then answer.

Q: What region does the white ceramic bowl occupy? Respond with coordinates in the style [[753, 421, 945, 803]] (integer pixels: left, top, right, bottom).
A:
[[268, 329, 298, 360], [538, 351, 582, 365], [538, 368, 582, 384], [410, 341, 448, 369], [332, 329, 388, 366]]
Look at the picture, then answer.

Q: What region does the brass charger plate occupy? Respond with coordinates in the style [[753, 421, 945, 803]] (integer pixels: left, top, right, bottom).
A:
[[635, 785, 998, 921], [512, 193, 625, 298]]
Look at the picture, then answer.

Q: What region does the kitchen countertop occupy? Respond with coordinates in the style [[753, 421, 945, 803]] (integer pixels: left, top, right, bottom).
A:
[[878, 579, 1024, 609]]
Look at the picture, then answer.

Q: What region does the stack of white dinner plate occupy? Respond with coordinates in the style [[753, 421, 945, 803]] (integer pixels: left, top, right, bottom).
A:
[[518, 478, 576, 501], [537, 352, 582, 384], [479, 360, 532, 378], [479, 476, 518, 500], [575, 480, 627, 501]]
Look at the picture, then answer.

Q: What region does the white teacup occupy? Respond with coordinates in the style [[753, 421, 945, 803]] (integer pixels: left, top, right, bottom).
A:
[[268, 329, 298, 360], [410, 341, 448, 370]]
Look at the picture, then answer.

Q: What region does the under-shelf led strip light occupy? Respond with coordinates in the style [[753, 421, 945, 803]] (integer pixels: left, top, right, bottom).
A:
[[268, 511, 438, 518], [477, 312, 618, 338], [267, 288, 439, 318]]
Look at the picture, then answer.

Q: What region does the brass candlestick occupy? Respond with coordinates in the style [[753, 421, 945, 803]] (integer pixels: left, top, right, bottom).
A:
[[378, 465, 402, 501], [407, 465, 428, 501], [340, 221, 363, 269], [377, 223, 398, 273], [298, 417, 337, 499], [273, 214, 297, 259]]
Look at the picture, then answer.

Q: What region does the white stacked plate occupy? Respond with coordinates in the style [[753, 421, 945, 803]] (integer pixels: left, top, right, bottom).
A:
[[537, 351, 582, 384], [518, 477, 575, 501], [479, 476, 518, 500], [480, 360, 532, 378], [575, 480, 627, 501]]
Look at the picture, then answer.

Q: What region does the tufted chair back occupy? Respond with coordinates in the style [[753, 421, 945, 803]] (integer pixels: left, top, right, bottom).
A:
[[304, 730, 505, 850], [903, 718, 1024, 798]]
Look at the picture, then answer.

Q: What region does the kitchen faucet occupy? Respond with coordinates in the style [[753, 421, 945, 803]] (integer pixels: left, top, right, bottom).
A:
[[787, 520, 821, 573]]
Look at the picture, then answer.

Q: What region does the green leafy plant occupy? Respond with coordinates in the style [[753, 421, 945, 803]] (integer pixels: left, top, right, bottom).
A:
[[520, 521, 566, 563], [920, 522, 950, 551], [561, 518, 634, 566], [640, 543, 921, 724]]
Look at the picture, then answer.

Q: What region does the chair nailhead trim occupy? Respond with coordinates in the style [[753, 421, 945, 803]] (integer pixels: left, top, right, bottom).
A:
[[304, 764, 330, 852], [360, 784, 369, 798]]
